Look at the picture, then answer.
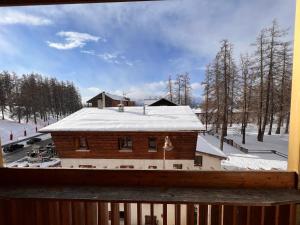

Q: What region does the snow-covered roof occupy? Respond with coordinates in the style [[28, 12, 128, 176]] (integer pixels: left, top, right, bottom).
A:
[[105, 93, 127, 101], [40, 106, 204, 132], [196, 135, 227, 159]]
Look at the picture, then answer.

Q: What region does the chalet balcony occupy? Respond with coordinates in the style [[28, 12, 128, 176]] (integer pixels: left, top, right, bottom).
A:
[[0, 168, 300, 225]]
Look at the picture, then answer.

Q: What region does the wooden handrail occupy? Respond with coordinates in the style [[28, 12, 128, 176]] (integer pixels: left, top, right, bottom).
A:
[[0, 168, 297, 189]]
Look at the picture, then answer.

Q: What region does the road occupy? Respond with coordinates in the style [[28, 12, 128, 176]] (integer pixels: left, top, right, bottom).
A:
[[4, 138, 53, 164]]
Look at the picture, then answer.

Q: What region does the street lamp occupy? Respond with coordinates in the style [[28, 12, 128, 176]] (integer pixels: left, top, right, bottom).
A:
[[163, 136, 173, 170]]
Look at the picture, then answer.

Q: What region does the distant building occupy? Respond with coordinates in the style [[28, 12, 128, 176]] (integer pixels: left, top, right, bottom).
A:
[[144, 98, 177, 106], [39, 106, 225, 170], [87, 92, 135, 107], [196, 135, 227, 170]]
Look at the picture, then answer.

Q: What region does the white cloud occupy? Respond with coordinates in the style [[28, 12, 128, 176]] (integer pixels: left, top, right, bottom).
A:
[[191, 82, 202, 91], [0, 11, 52, 26], [47, 31, 101, 50], [80, 49, 96, 55], [84, 51, 135, 66]]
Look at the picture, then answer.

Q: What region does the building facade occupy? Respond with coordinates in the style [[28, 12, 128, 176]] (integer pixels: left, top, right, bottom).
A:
[[87, 92, 135, 107], [41, 106, 224, 170]]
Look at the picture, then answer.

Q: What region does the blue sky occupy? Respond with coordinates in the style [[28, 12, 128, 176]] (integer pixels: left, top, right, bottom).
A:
[[0, 0, 295, 102]]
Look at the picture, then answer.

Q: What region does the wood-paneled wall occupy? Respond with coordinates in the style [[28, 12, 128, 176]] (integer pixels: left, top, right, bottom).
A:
[[51, 132, 198, 159]]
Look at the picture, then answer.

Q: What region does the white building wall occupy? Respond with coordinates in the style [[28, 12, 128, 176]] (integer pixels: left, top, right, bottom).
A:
[[61, 155, 222, 170]]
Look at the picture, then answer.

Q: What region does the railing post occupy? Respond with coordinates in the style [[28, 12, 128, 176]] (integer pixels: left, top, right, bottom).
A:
[[288, 0, 300, 179]]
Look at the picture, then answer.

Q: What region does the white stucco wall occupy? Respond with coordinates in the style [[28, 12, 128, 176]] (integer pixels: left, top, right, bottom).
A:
[[61, 156, 222, 170]]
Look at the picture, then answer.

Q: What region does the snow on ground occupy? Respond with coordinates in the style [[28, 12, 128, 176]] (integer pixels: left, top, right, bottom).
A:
[[0, 109, 57, 146], [226, 124, 288, 155], [7, 157, 61, 168], [201, 133, 287, 170]]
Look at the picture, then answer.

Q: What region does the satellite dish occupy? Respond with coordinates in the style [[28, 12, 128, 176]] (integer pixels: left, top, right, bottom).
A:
[[163, 136, 173, 151]]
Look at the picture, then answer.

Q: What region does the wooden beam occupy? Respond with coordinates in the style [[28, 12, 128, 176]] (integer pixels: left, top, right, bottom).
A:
[[288, 0, 300, 176], [0, 169, 297, 189], [0, 0, 158, 7]]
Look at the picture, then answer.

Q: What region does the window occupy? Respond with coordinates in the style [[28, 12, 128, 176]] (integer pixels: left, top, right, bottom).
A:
[[148, 165, 157, 169], [120, 165, 134, 169], [79, 165, 96, 168], [173, 164, 183, 169], [76, 137, 89, 150], [148, 137, 157, 151], [194, 156, 203, 167], [118, 137, 132, 150]]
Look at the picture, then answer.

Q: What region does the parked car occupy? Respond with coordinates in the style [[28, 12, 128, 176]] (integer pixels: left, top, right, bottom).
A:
[[26, 137, 42, 145], [3, 144, 24, 153]]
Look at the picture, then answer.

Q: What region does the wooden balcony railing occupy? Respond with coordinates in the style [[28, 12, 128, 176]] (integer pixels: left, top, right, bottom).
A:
[[0, 168, 299, 225]]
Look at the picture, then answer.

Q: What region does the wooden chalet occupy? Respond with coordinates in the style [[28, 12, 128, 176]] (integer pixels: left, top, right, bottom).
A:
[[39, 106, 207, 170], [144, 98, 177, 106], [87, 92, 135, 107], [0, 0, 300, 224]]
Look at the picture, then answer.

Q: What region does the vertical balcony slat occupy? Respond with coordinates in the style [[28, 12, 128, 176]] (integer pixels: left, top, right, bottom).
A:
[[36, 200, 44, 225], [150, 203, 155, 225], [19, 199, 37, 225], [36, 200, 50, 225], [236, 206, 248, 225], [223, 206, 234, 225], [186, 204, 195, 225], [198, 205, 208, 225], [163, 204, 167, 225], [211, 205, 222, 225], [48, 201, 60, 225], [175, 204, 181, 225], [60, 200, 72, 225], [111, 203, 120, 225], [0, 199, 13, 225], [249, 206, 265, 225], [7, 199, 19, 225], [0, 199, 5, 225], [98, 202, 109, 225], [278, 204, 296, 225], [72, 201, 86, 225], [137, 203, 142, 225], [124, 203, 131, 225], [85, 201, 97, 225], [264, 206, 276, 225]]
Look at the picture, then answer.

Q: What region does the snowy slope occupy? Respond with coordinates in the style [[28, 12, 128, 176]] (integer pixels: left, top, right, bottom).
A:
[[0, 109, 57, 146]]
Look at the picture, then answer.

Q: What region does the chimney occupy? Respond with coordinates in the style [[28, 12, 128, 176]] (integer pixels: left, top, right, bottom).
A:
[[97, 92, 106, 109], [102, 92, 106, 108], [97, 99, 102, 109], [143, 105, 146, 115]]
